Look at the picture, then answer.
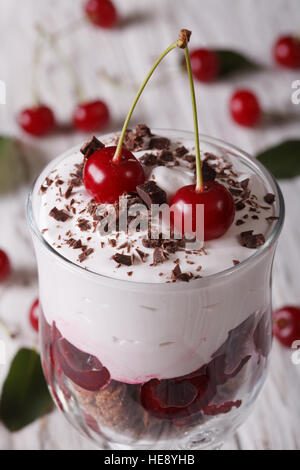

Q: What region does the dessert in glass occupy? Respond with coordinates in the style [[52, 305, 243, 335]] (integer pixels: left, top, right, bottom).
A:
[[27, 31, 284, 449]]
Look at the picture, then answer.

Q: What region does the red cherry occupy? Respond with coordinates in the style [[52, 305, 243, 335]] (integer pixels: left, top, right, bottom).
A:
[[83, 146, 145, 204], [0, 249, 11, 281], [29, 299, 40, 332], [53, 337, 110, 391], [273, 306, 300, 348], [140, 373, 210, 420], [18, 105, 55, 136], [170, 182, 235, 241], [85, 0, 118, 29], [274, 35, 300, 69], [189, 48, 220, 83], [73, 100, 110, 133], [230, 90, 262, 127]]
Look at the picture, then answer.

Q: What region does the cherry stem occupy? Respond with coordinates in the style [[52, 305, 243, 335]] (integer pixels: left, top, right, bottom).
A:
[[35, 24, 86, 102], [183, 46, 203, 192], [113, 31, 189, 163], [32, 39, 45, 107]]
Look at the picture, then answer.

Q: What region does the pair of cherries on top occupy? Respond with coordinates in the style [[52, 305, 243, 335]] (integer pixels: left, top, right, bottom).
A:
[[83, 143, 235, 241]]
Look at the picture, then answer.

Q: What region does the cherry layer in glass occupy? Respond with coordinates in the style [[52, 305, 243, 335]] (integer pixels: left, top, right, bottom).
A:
[[27, 129, 284, 449]]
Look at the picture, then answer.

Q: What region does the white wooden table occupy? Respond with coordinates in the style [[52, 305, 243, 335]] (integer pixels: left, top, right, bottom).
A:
[[0, 0, 300, 450]]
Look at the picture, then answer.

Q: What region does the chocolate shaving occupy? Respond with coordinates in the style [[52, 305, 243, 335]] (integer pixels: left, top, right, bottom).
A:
[[80, 136, 104, 159], [153, 247, 167, 265], [49, 207, 71, 222], [174, 146, 188, 157], [112, 253, 134, 266], [266, 216, 279, 222], [149, 136, 170, 150], [78, 248, 94, 263], [142, 238, 163, 248], [139, 153, 158, 167], [240, 231, 265, 249], [136, 181, 167, 208], [202, 161, 217, 182], [264, 193, 275, 205], [240, 178, 249, 189], [65, 185, 73, 199], [235, 201, 246, 211], [158, 149, 173, 163], [135, 124, 152, 137], [135, 248, 149, 262], [233, 259, 240, 266], [67, 238, 84, 249], [177, 272, 193, 282], [77, 219, 91, 231], [171, 263, 182, 280], [236, 219, 245, 226]]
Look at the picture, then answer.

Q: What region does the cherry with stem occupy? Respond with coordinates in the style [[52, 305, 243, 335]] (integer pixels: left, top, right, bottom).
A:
[[18, 35, 56, 137], [170, 33, 235, 241], [84, 30, 191, 204]]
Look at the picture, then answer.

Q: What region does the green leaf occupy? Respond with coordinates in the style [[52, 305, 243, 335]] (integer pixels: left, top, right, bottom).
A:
[[256, 140, 300, 179], [0, 136, 28, 194], [215, 49, 259, 77], [0, 348, 53, 432]]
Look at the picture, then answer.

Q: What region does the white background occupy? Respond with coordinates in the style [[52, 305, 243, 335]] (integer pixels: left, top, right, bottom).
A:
[[0, 0, 300, 450]]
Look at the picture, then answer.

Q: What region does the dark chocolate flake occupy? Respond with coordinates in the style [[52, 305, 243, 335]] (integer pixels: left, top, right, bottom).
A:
[[240, 231, 265, 249], [202, 161, 217, 182], [49, 207, 71, 222], [135, 248, 149, 262], [139, 153, 158, 167], [65, 185, 73, 199], [150, 136, 170, 150], [77, 219, 92, 231], [80, 136, 104, 159], [136, 181, 167, 208], [235, 201, 246, 211], [112, 253, 134, 266], [78, 248, 94, 263], [174, 146, 189, 157], [171, 263, 182, 280], [264, 193, 275, 205], [153, 247, 167, 265]]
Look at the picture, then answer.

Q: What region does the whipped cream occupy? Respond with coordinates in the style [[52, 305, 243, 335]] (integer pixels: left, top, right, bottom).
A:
[[36, 133, 277, 283], [31, 130, 279, 383]]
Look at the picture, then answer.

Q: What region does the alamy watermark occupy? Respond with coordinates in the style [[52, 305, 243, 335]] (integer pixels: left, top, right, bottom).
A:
[[96, 198, 204, 250], [291, 80, 300, 105]]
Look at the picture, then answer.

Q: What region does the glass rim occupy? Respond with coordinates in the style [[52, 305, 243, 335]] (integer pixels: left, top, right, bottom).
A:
[[26, 129, 285, 291]]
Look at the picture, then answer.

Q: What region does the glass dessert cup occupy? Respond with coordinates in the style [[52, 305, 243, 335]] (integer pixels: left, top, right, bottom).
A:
[[27, 130, 284, 450]]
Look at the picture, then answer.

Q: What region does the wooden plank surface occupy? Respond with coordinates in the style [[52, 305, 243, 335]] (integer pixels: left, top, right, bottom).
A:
[[0, 0, 300, 450]]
